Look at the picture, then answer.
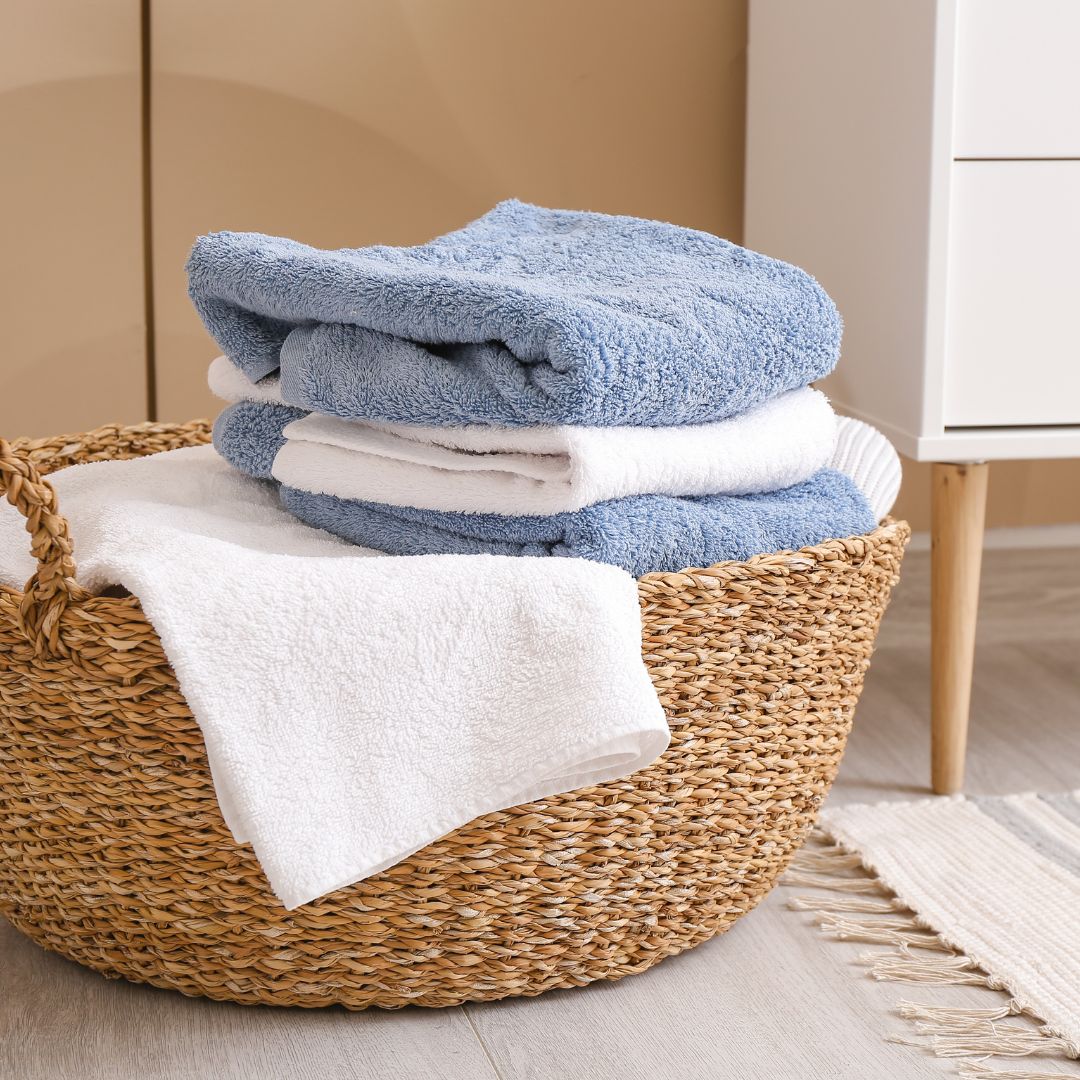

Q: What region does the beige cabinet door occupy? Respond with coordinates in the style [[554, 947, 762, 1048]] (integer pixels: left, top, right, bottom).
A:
[[151, 0, 746, 423], [0, 0, 146, 439]]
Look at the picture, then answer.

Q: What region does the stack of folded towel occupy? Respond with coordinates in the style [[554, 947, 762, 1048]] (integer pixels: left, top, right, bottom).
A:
[[191, 201, 899, 575]]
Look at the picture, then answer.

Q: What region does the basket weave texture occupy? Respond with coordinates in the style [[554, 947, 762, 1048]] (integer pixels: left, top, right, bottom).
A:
[[0, 421, 908, 1009]]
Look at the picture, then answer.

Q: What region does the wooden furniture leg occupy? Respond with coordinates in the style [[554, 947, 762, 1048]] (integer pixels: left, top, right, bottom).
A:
[[931, 461, 989, 794]]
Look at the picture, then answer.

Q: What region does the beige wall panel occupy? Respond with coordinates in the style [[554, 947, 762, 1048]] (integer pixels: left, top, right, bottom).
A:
[[0, 1, 146, 439], [151, 0, 748, 422]]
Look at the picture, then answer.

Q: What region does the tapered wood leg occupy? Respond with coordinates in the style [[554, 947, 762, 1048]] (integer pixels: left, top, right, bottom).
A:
[[931, 461, 989, 794]]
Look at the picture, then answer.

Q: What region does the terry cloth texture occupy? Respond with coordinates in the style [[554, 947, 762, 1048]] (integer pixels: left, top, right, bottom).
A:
[[0, 447, 668, 909], [188, 200, 841, 427], [213, 401, 882, 576], [210, 353, 840, 515], [278, 474, 875, 577]]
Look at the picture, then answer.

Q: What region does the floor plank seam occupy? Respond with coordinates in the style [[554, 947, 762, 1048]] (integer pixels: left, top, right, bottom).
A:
[[463, 1005, 507, 1080]]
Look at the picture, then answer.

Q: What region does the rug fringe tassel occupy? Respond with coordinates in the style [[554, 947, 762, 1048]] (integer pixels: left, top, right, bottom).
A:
[[939, 1027, 1077, 1060], [816, 913, 948, 951], [898, 1000, 1024, 1027], [781, 870, 888, 894], [958, 1066, 1078, 1080], [787, 894, 904, 914], [890, 1025, 1079, 1060], [784, 836, 1080, 1079], [788, 848, 866, 873], [860, 947, 990, 986]]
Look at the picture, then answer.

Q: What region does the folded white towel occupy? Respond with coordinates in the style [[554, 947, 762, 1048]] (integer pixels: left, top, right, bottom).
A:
[[209, 355, 839, 515], [0, 447, 668, 909]]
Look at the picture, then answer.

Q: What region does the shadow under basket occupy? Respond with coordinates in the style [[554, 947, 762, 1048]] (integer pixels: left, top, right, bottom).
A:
[[0, 420, 908, 1009]]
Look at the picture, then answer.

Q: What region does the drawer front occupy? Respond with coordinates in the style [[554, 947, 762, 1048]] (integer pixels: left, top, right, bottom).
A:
[[945, 162, 1080, 428], [954, 0, 1080, 158]]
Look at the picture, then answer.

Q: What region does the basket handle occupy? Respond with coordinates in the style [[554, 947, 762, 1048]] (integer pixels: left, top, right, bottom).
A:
[[0, 438, 88, 655]]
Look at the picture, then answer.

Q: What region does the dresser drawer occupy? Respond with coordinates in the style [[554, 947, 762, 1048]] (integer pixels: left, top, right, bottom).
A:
[[944, 162, 1080, 428], [954, 0, 1080, 159]]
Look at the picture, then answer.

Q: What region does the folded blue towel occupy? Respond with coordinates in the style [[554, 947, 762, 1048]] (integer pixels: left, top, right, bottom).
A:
[[189, 201, 841, 428], [214, 403, 875, 575]]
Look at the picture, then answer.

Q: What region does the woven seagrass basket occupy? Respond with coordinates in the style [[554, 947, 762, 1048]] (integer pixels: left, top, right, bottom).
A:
[[0, 420, 908, 1009]]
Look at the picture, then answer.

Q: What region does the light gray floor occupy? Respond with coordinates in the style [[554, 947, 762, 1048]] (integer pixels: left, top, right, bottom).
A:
[[4, 547, 1079, 1080]]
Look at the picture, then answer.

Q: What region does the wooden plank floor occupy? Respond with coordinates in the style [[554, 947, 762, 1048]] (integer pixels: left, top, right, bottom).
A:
[[4, 547, 1079, 1080]]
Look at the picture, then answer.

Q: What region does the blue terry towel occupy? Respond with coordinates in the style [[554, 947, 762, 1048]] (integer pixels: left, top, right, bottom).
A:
[[189, 201, 841, 428], [214, 403, 875, 576]]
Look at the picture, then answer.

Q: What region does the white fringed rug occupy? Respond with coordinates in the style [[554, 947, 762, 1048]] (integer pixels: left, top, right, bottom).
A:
[[785, 791, 1080, 1080]]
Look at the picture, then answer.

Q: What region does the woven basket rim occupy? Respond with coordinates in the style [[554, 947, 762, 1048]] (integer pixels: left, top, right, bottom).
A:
[[637, 517, 903, 587]]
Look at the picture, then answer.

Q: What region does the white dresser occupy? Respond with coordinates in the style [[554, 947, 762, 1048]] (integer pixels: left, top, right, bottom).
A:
[[745, 0, 1080, 793]]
